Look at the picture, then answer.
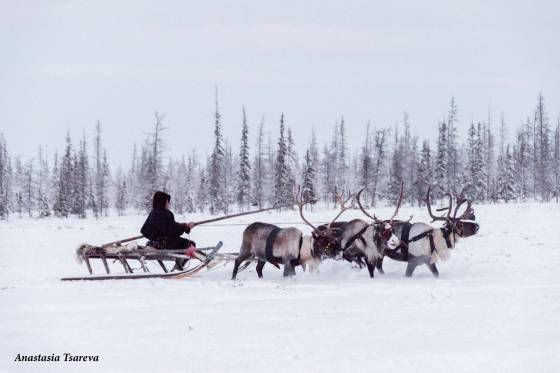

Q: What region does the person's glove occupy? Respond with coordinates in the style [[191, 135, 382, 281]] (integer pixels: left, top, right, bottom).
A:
[[185, 244, 197, 258]]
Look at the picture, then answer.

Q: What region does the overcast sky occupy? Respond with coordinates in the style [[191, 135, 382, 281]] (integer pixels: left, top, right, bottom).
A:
[[1, 0, 559, 167]]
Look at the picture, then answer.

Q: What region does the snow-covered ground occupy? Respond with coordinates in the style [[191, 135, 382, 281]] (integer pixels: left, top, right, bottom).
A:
[[1, 203, 559, 373]]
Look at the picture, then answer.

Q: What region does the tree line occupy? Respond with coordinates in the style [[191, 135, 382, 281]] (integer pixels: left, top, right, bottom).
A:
[[0, 93, 559, 220]]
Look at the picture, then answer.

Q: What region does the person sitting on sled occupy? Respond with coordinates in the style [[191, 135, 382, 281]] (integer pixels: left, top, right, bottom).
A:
[[141, 191, 197, 270]]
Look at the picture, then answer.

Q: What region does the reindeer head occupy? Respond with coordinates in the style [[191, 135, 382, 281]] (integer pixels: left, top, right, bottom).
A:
[[356, 182, 405, 250], [425, 187, 479, 238], [295, 186, 351, 259]]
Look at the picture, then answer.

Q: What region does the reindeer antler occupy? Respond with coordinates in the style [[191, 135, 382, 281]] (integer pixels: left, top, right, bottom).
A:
[[452, 191, 467, 219], [425, 186, 450, 223], [389, 181, 404, 224], [328, 191, 354, 229], [457, 201, 476, 220], [294, 185, 320, 232], [443, 192, 454, 218], [356, 188, 381, 222]]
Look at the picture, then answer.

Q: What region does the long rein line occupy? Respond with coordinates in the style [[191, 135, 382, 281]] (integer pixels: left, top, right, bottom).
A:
[[192, 221, 331, 227]]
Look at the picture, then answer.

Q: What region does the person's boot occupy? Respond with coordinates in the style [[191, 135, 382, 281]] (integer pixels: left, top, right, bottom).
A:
[[173, 258, 187, 271]]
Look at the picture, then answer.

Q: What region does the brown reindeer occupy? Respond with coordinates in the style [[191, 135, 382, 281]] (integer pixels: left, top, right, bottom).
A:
[[231, 188, 351, 280], [332, 183, 403, 277]]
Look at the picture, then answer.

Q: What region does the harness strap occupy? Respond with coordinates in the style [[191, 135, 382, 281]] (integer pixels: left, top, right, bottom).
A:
[[402, 225, 453, 257], [403, 228, 438, 256], [343, 225, 369, 251], [265, 227, 281, 263], [398, 223, 412, 260], [408, 229, 432, 243], [441, 227, 453, 248], [401, 223, 412, 243], [428, 233, 437, 254]]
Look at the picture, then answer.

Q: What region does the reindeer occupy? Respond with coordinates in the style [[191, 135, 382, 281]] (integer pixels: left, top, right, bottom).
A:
[[329, 184, 402, 278], [231, 189, 350, 280], [377, 187, 479, 277]]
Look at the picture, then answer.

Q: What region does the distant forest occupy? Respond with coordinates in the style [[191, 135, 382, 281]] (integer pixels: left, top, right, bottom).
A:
[[0, 93, 559, 219]]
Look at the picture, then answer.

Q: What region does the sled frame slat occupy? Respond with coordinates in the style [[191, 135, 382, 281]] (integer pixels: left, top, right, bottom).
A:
[[100, 253, 110, 274]]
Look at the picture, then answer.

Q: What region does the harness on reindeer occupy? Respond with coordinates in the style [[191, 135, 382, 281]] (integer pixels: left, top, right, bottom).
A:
[[392, 224, 455, 259]]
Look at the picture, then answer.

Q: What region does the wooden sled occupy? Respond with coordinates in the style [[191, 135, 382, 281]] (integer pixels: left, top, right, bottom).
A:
[[61, 241, 223, 281]]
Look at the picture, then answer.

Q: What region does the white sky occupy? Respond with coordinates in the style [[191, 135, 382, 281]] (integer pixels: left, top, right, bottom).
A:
[[1, 0, 559, 168]]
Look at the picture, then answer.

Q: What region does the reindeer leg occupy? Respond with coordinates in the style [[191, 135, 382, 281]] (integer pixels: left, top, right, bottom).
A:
[[376, 256, 385, 274], [405, 259, 420, 277], [232, 253, 251, 280], [357, 255, 366, 268], [366, 260, 375, 278], [283, 257, 296, 277], [427, 262, 439, 278], [256, 260, 266, 278]]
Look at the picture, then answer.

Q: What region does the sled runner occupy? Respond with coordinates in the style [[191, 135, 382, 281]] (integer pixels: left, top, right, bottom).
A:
[[61, 241, 223, 281]]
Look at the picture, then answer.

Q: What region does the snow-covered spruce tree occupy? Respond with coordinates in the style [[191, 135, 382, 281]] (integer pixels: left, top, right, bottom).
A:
[[251, 118, 266, 208], [264, 132, 276, 207], [274, 113, 293, 207], [414, 140, 432, 206], [50, 151, 59, 211], [286, 127, 297, 197], [114, 167, 128, 216], [370, 127, 389, 206], [22, 159, 35, 217], [348, 152, 361, 195], [196, 162, 209, 212], [554, 120, 560, 202], [93, 121, 112, 216], [71, 135, 89, 218], [301, 149, 318, 206], [484, 117, 496, 202], [496, 145, 516, 202], [161, 158, 173, 195], [447, 97, 460, 193], [464, 122, 487, 201], [209, 89, 227, 214], [172, 156, 187, 214], [387, 123, 404, 204], [533, 94, 553, 201], [237, 107, 251, 210], [223, 140, 234, 212], [185, 151, 197, 213], [400, 113, 418, 205], [499, 113, 507, 161], [101, 150, 110, 216], [320, 144, 332, 203], [53, 132, 74, 217], [37, 146, 51, 217], [127, 144, 144, 211], [434, 120, 448, 197], [494, 114, 508, 201], [359, 122, 373, 204], [0, 134, 9, 219], [15, 191, 23, 217], [320, 123, 339, 204], [13, 157, 24, 217], [142, 112, 166, 211], [309, 128, 320, 190], [337, 116, 349, 194], [513, 122, 532, 200]]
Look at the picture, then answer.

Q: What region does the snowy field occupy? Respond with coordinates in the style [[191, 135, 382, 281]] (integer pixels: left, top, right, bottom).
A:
[[1, 203, 559, 373]]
